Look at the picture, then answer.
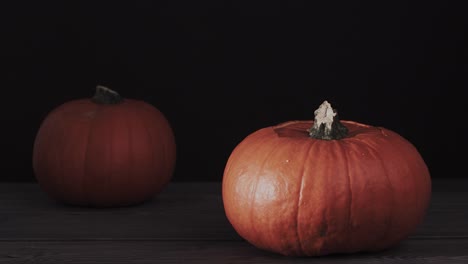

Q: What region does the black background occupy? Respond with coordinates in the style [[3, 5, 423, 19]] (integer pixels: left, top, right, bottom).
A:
[[1, 1, 466, 182]]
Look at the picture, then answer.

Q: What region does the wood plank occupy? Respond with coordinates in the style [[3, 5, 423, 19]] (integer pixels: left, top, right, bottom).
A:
[[0, 178, 464, 198], [0, 180, 467, 241], [413, 191, 468, 238], [0, 239, 467, 264], [0, 183, 240, 241]]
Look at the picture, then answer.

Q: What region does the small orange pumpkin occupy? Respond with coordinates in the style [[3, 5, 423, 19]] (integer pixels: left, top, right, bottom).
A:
[[33, 86, 176, 207], [222, 101, 431, 256]]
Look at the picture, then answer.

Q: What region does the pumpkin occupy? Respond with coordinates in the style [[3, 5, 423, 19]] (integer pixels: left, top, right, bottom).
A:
[[222, 101, 431, 256], [33, 86, 176, 207]]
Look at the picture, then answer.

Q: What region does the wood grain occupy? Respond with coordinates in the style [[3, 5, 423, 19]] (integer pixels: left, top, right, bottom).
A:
[[0, 182, 239, 241], [0, 179, 466, 263], [0, 180, 467, 241], [0, 240, 467, 264]]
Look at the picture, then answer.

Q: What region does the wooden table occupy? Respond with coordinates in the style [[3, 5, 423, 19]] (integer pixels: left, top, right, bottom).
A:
[[0, 179, 467, 263]]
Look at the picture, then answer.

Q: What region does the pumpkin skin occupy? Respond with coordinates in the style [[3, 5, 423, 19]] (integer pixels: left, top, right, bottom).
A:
[[222, 120, 431, 256], [33, 89, 176, 207]]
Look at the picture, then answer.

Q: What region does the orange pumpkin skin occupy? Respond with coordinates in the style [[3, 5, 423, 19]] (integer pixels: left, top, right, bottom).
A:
[[222, 120, 431, 256], [33, 91, 176, 207]]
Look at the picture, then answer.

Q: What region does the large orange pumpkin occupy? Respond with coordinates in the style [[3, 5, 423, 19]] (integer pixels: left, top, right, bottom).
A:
[[33, 86, 176, 207], [222, 101, 431, 256]]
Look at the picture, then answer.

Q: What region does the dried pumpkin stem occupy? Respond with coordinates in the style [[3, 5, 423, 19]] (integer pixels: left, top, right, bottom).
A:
[[308, 101, 348, 140], [91, 85, 123, 104]]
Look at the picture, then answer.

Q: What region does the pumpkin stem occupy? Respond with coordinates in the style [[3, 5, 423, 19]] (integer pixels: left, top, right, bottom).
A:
[[308, 101, 348, 140], [91, 85, 123, 104]]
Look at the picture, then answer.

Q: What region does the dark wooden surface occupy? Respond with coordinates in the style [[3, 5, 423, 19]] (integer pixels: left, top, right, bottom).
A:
[[0, 179, 467, 263]]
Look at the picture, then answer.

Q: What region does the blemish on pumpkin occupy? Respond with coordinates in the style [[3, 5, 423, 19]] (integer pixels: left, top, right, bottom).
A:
[[318, 221, 328, 237], [83, 111, 96, 119]]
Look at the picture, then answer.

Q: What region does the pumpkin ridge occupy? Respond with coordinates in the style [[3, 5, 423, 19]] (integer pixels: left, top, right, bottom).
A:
[[315, 142, 333, 255], [248, 134, 280, 251], [295, 139, 318, 255], [351, 137, 394, 248], [48, 113, 67, 202], [111, 105, 137, 204], [103, 107, 118, 205], [59, 116, 85, 203], [318, 211, 329, 254], [130, 104, 158, 192], [108, 113, 115, 203], [142, 113, 160, 191], [58, 118, 67, 202], [82, 104, 100, 205], [127, 109, 135, 202], [337, 140, 353, 252], [371, 142, 394, 248]]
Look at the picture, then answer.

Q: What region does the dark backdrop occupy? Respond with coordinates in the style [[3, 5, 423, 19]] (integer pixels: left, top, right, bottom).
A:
[[1, 1, 465, 181]]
